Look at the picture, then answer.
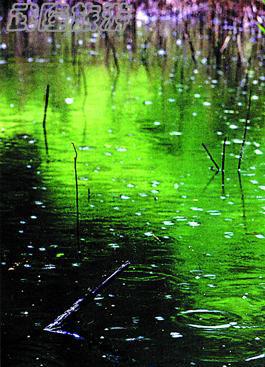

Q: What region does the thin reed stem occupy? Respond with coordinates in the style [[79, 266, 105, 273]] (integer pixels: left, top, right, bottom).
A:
[[104, 32, 120, 73], [72, 142, 80, 253], [238, 171, 247, 231], [202, 143, 220, 172], [42, 84, 50, 157], [184, 22, 197, 66], [221, 137, 227, 193], [238, 90, 252, 171]]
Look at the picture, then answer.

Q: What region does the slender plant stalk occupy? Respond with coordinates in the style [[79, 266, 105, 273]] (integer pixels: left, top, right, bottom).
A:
[[238, 90, 252, 171], [72, 143, 80, 253], [202, 170, 219, 192], [104, 32, 120, 72], [78, 59, 88, 97], [184, 22, 197, 66], [42, 84, 50, 157], [221, 137, 227, 192], [238, 171, 247, 231], [202, 143, 220, 172]]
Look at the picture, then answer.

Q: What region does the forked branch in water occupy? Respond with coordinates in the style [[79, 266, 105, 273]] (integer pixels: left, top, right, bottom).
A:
[[43, 261, 130, 339]]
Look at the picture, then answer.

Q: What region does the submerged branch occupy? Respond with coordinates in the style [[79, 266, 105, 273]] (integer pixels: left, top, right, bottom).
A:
[[44, 261, 130, 339]]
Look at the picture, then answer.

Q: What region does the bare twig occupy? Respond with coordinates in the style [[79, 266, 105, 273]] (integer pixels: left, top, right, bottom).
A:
[[202, 143, 220, 172]]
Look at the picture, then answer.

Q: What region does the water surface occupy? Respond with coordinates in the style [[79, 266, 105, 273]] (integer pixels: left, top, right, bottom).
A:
[[1, 27, 265, 367]]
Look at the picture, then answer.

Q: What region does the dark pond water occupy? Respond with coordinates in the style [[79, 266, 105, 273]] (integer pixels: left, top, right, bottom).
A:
[[1, 23, 265, 367]]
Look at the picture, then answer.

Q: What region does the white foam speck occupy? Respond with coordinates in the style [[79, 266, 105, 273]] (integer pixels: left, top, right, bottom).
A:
[[188, 221, 200, 227], [65, 98, 74, 104], [170, 332, 183, 338]]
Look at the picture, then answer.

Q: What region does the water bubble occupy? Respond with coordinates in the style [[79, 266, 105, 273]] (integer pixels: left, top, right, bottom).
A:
[[188, 221, 200, 227], [229, 124, 238, 129], [170, 332, 183, 338], [158, 49, 166, 56], [116, 147, 127, 152], [191, 207, 203, 211], [207, 210, 221, 216], [163, 221, 174, 226], [169, 131, 182, 136], [108, 243, 120, 249], [34, 201, 43, 206], [65, 98, 74, 104], [144, 232, 153, 237], [232, 139, 243, 144], [43, 264, 56, 270], [224, 232, 234, 238], [139, 192, 148, 197], [155, 316, 165, 321]]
